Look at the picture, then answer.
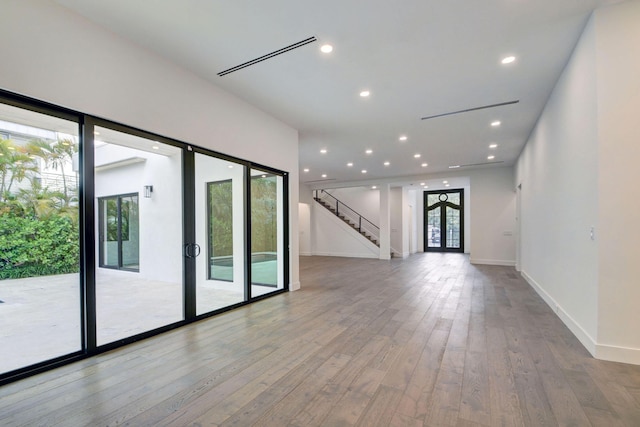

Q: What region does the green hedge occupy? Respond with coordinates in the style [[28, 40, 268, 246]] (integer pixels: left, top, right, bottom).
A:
[[0, 214, 79, 279]]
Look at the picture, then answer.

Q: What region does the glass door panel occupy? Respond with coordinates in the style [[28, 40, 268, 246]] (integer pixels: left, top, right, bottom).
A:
[[427, 206, 441, 248], [424, 189, 464, 253], [445, 206, 461, 249], [94, 126, 183, 345], [0, 102, 81, 374], [250, 169, 284, 296], [195, 153, 245, 314]]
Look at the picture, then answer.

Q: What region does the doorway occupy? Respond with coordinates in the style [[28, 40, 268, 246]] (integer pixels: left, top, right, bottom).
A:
[[424, 189, 464, 253]]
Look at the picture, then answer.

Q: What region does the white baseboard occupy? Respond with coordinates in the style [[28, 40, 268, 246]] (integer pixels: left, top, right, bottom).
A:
[[522, 270, 640, 365], [312, 251, 378, 259], [595, 344, 640, 365], [299, 252, 312, 256], [521, 270, 597, 357], [470, 258, 516, 266], [289, 281, 301, 291]]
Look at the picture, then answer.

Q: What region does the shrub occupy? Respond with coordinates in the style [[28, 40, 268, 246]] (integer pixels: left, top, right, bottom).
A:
[[0, 213, 79, 279]]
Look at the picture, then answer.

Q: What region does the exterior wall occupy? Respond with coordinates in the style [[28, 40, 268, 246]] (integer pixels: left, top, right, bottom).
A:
[[95, 144, 183, 283], [0, 0, 300, 289]]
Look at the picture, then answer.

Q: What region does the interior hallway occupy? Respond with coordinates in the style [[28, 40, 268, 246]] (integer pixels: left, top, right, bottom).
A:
[[1, 254, 639, 426]]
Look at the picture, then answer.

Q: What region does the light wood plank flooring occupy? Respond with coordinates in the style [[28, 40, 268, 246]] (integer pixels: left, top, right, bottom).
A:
[[2, 253, 640, 426]]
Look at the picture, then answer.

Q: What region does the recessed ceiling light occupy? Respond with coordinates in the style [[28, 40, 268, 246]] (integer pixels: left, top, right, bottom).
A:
[[94, 131, 100, 135], [383, 161, 390, 166], [361, 170, 367, 174], [399, 135, 408, 141], [365, 149, 373, 154], [425, 186, 429, 189], [489, 143, 498, 149], [228, 165, 234, 169], [320, 149, 327, 154], [488, 155, 495, 160], [360, 90, 370, 97], [449, 165, 460, 169], [303, 168, 309, 172], [421, 163, 428, 167], [347, 162, 353, 167], [320, 44, 333, 53], [152, 146, 159, 150], [322, 174, 327, 178], [501, 56, 516, 65], [445, 184, 450, 187], [491, 121, 501, 127], [261, 174, 267, 178], [420, 182, 426, 186], [414, 154, 421, 158], [372, 186, 377, 189], [443, 180, 448, 184]]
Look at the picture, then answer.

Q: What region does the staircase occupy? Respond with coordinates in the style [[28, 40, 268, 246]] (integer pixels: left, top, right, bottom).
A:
[[314, 190, 380, 247]]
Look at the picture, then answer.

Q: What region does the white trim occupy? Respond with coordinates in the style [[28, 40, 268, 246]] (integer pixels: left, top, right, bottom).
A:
[[299, 252, 313, 256], [470, 258, 516, 266], [289, 281, 301, 291], [521, 270, 597, 357], [312, 251, 378, 259], [595, 344, 640, 365]]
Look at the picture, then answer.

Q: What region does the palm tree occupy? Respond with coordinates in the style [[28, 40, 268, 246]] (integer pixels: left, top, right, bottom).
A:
[[0, 139, 38, 201], [16, 177, 66, 219], [26, 138, 77, 205]]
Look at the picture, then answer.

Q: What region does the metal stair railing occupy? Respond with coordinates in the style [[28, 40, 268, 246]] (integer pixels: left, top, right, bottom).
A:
[[313, 189, 380, 245]]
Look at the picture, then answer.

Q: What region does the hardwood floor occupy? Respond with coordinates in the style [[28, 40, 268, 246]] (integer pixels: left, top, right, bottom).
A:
[[2, 253, 640, 426]]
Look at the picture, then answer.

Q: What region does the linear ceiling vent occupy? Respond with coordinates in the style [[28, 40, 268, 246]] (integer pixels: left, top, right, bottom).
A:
[[459, 161, 505, 168], [421, 100, 519, 121], [218, 36, 317, 76], [304, 178, 336, 184]]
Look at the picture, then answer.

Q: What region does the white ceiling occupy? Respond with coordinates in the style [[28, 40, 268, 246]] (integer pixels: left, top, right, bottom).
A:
[[54, 0, 622, 187]]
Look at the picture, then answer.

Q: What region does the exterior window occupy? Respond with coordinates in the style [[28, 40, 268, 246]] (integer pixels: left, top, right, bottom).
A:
[[98, 193, 139, 271], [207, 179, 234, 281]]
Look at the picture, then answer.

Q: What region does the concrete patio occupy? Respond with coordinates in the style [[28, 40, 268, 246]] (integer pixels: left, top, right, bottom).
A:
[[0, 268, 279, 375]]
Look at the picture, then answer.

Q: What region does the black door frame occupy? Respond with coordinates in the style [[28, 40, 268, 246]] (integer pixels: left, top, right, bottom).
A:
[[0, 88, 290, 385], [423, 188, 464, 253]]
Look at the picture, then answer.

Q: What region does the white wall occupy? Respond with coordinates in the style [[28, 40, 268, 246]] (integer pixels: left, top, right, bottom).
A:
[[298, 203, 311, 255], [390, 188, 402, 256], [311, 201, 379, 258], [516, 1, 640, 364], [95, 143, 183, 284], [594, 1, 640, 362], [325, 187, 380, 224], [515, 13, 599, 351], [0, 0, 300, 289], [468, 168, 516, 266]]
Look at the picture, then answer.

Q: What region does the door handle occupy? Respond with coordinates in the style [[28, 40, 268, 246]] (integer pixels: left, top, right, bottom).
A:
[[184, 243, 201, 258]]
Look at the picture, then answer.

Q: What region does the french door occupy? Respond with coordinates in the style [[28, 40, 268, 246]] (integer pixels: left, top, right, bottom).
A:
[[424, 189, 464, 253]]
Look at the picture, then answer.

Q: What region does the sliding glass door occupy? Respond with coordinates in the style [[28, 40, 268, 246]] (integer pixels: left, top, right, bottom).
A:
[[0, 100, 82, 375], [194, 153, 246, 314], [93, 125, 184, 346], [250, 168, 285, 296], [0, 89, 289, 384]]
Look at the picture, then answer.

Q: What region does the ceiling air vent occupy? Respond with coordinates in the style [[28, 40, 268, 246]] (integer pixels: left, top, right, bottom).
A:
[[421, 100, 519, 121], [218, 36, 317, 76], [459, 161, 505, 167]]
